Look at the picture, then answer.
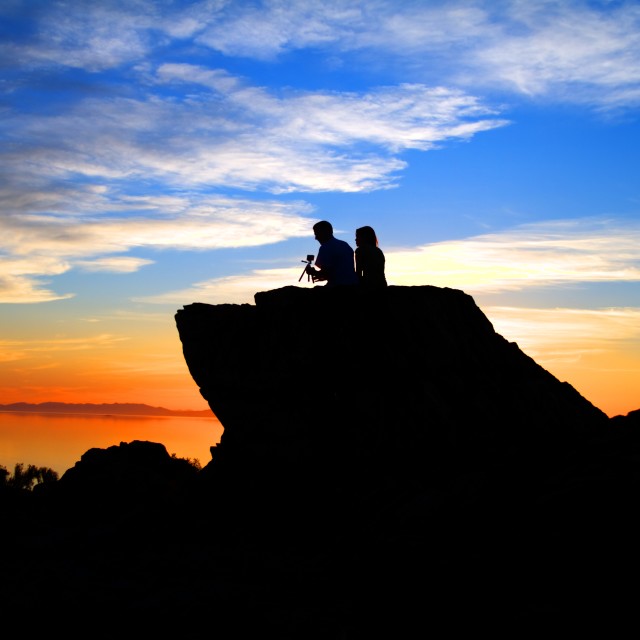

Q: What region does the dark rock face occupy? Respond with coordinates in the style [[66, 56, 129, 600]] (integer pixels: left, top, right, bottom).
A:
[[170, 285, 640, 631], [56, 440, 200, 509], [176, 285, 608, 481]]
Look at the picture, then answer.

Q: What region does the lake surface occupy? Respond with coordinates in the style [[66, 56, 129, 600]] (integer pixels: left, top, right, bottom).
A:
[[0, 411, 224, 477]]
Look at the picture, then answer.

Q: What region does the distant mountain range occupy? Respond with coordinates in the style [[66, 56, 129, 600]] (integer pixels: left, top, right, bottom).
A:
[[0, 402, 213, 417]]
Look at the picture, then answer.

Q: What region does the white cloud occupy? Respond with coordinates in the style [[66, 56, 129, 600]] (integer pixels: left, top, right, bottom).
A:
[[136, 266, 304, 305], [74, 257, 155, 273], [14, 2, 151, 71], [469, 2, 640, 101], [0, 273, 74, 304], [386, 218, 640, 292], [0, 334, 130, 363], [135, 216, 640, 306], [485, 305, 640, 369], [2, 199, 312, 256], [191, 0, 640, 107], [195, 0, 363, 59], [0, 255, 75, 303], [4, 1, 640, 108], [0, 196, 314, 303], [1, 68, 505, 194]]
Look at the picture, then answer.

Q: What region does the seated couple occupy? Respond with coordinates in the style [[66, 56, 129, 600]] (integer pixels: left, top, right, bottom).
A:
[[305, 220, 387, 289]]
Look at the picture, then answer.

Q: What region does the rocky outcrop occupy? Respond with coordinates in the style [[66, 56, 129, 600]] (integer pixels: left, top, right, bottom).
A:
[[56, 440, 200, 511], [176, 285, 608, 487], [170, 285, 640, 630]]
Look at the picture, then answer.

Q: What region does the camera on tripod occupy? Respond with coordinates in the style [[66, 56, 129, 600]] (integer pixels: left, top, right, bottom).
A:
[[298, 254, 315, 282]]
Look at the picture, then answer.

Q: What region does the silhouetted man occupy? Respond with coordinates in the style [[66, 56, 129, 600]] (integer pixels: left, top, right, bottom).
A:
[[306, 220, 358, 287]]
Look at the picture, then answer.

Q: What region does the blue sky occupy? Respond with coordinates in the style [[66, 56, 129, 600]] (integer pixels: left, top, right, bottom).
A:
[[1, 0, 639, 416]]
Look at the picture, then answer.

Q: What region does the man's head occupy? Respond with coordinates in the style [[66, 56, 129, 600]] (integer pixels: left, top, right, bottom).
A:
[[313, 220, 333, 243]]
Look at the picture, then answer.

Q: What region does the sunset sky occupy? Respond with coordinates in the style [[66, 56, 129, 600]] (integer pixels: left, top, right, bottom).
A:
[[1, 0, 639, 418]]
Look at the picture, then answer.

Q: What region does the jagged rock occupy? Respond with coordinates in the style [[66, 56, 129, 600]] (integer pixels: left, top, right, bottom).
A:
[[55, 440, 200, 513], [176, 285, 608, 486], [170, 285, 640, 629]]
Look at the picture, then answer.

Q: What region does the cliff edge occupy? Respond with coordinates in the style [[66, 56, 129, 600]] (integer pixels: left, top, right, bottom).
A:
[[176, 285, 608, 484], [170, 285, 639, 629]]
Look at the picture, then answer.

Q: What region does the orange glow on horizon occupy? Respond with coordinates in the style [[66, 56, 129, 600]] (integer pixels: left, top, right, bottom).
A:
[[1, 303, 638, 419], [0, 412, 223, 477], [0, 310, 211, 412]]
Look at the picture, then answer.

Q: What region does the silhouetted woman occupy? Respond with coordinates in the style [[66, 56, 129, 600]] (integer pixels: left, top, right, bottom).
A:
[[355, 225, 387, 289]]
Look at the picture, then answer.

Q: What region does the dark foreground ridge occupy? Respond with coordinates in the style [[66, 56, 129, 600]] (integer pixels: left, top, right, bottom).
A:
[[3, 285, 640, 636]]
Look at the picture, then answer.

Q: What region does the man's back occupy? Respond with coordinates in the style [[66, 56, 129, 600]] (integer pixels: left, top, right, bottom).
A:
[[316, 236, 358, 287]]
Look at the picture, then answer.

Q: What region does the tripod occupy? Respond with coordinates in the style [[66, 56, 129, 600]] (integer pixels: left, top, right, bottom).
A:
[[298, 257, 314, 282]]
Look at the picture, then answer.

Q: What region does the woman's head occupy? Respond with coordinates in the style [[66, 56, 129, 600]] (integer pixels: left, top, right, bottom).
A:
[[355, 225, 378, 247]]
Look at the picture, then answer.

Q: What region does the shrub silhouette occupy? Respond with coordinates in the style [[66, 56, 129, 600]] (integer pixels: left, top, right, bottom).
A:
[[171, 452, 201, 470], [0, 462, 59, 490]]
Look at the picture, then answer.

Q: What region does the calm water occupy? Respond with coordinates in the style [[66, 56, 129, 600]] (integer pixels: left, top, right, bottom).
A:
[[0, 412, 224, 477]]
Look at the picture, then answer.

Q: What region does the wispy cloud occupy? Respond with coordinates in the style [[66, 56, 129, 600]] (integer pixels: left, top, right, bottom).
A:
[[74, 257, 155, 273], [0, 196, 313, 302], [137, 217, 640, 306], [193, 0, 640, 107], [387, 218, 640, 292], [466, 2, 640, 104], [4, 1, 640, 108], [1, 1, 152, 71], [174, 0, 634, 113], [136, 267, 307, 306], [0, 334, 129, 364], [0, 257, 75, 303], [2, 66, 506, 194], [486, 305, 640, 370]]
